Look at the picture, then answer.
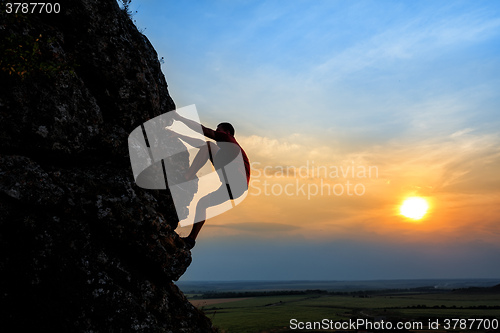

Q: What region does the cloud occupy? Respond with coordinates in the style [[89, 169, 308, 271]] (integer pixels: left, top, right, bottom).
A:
[[450, 128, 474, 138], [385, 130, 500, 194], [238, 135, 303, 162], [239, 127, 500, 198], [313, 8, 500, 81], [207, 222, 301, 233]]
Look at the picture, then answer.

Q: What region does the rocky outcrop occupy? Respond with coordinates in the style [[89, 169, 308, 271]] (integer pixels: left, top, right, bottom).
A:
[[0, 1, 214, 332]]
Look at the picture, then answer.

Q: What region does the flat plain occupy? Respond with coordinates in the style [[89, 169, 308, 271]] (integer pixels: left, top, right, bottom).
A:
[[189, 290, 500, 333]]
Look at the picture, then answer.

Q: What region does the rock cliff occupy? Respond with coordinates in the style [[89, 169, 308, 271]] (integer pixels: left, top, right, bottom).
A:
[[0, 1, 215, 331]]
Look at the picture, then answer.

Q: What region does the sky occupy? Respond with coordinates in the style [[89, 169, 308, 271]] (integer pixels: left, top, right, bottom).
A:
[[126, 0, 500, 281]]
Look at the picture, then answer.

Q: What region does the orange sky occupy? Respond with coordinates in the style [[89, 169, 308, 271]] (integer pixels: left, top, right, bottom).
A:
[[179, 129, 500, 247]]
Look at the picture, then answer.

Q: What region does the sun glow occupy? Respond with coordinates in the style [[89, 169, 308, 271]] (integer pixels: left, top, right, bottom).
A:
[[400, 197, 429, 220]]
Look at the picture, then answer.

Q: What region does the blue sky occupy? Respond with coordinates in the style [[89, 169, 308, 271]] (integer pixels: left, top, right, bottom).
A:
[[126, 0, 500, 281], [131, 0, 500, 139]]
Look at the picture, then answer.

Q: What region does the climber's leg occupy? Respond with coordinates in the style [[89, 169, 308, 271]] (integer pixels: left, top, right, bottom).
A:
[[185, 184, 227, 242], [185, 141, 218, 181]]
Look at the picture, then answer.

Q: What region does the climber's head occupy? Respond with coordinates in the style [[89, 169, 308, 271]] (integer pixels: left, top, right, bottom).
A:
[[217, 122, 235, 136]]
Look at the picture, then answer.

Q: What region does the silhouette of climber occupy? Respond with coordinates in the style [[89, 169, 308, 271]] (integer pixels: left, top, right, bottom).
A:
[[170, 111, 250, 249]]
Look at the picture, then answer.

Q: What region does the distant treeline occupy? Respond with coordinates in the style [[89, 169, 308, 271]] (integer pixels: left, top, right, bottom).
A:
[[194, 289, 327, 299], [191, 286, 447, 299], [404, 304, 500, 310]]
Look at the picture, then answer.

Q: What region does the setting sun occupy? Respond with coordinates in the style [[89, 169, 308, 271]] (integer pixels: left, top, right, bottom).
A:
[[400, 197, 429, 220]]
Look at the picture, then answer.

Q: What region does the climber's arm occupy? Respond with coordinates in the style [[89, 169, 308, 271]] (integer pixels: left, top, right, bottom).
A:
[[171, 111, 217, 140], [166, 129, 206, 148]]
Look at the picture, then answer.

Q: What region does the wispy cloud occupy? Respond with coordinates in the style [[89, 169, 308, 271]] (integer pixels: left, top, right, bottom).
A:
[[208, 222, 301, 233], [313, 8, 500, 81]]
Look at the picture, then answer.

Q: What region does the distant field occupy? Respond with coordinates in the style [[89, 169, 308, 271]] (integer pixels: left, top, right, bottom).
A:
[[189, 298, 251, 307], [189, 292, 500, 333]]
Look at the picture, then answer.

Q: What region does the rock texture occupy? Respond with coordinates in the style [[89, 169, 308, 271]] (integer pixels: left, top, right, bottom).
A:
[[0, 1, 214, 332]]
